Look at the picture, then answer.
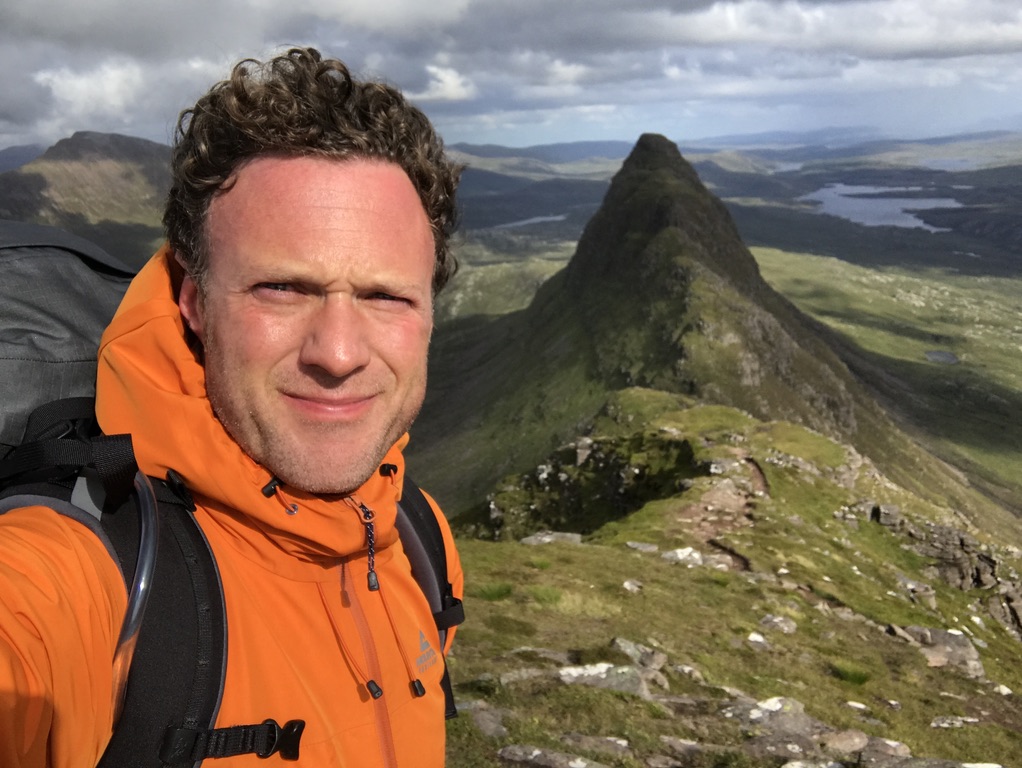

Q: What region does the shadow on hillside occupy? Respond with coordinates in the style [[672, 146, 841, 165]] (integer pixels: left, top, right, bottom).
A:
[[53, 214, 162, 272], [0, 172, 47, 221], [727, 203, 1022, 278], [804, 303, 959, 347], [816, 321, 1022, 507]]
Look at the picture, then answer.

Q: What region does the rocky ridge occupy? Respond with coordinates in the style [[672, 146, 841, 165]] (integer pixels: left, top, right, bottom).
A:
[[447, 403, 1022, 767]]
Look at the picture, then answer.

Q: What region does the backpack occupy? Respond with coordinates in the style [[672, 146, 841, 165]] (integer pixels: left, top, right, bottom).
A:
[[0, 220, 464, 764], [0, 219, 134, 450]]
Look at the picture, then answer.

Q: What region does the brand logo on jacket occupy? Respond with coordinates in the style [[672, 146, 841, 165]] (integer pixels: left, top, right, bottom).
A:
[[416, 630, 438, 675]]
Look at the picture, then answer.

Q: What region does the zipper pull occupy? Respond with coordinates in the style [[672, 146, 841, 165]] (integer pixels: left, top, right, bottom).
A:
[[357, 502, 380, 591]]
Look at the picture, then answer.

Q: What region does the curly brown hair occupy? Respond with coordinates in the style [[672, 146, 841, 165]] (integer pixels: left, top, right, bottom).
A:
[[163, 47, 461, 294]]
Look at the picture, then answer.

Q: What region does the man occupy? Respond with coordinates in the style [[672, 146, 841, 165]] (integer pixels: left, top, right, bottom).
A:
[[0, 47, 463, 767]]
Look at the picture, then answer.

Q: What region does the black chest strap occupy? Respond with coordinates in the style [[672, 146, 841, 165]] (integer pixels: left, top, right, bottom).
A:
[[161, 719, 306, 763]]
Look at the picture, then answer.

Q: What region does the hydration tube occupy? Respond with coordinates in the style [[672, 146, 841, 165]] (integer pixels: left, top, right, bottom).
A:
[[110, 470, 160, 722]]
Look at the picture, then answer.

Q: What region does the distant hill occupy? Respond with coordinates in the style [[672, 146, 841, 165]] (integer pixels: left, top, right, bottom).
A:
[[0, 143, 44, 173], [680, 125, 884, 149], [450, 140, 632, 164], [0, 131, 169, 269]]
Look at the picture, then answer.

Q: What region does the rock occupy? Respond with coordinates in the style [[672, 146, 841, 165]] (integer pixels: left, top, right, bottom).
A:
[[661, 547, 703, 566], [723, 695, 828, 745], [561, 733, 631, 759], [520, 531, 584, 546], [655, 695, 722, 717], [626, 541, 658, 553], [457, 700, 511, 738], [500, 668, 551, 686], [897, 576, 939, 609], [872, 504, 903, 528], [558, 663, 652, 700], [575, 437, 594, 465], [704, 553, 733, 571], [903, 626, 986, 679], [610, 637, 667, 670], [658, 735, 700, 758], [743, 731, 819, 762], [888, 624, 921, 645], [930, 715, 980, 728], [497, 744, 613, 767], [761, 613, 798, 634], [747, 631, 770, 649], [911, 525, 999, 591], [861, 737, 912, 760], [819, 729, 869, 755], [671, 664, 705, 683], [645, 757, 683, 768]]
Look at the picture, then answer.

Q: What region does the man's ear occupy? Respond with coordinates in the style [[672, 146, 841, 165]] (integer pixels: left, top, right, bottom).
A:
[[178, 270, 205, 343]]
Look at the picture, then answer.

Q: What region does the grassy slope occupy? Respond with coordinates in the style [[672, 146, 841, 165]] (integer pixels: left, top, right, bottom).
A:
[[753, 247, 1022, 520], [445, 395, 1022, 766]]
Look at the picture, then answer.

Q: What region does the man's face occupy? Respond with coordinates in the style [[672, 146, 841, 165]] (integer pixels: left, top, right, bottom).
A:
[[178, 156, 435, 494]]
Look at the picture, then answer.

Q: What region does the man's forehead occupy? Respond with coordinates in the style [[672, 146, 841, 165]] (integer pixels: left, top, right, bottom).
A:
[[201, 155, 435, 280]]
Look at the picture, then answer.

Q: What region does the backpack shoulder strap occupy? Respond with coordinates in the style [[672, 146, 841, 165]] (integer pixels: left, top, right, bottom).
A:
[[102, 473, 304, 765], [396, 476, 465, 638], [395, 475, 464, 719]]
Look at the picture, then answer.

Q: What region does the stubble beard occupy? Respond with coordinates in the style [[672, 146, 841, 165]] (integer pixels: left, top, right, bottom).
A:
[[201, 316, 424, 496]]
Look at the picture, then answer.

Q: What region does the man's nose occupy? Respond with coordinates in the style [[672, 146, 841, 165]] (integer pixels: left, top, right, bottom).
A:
[[298, 296, 371, 378]]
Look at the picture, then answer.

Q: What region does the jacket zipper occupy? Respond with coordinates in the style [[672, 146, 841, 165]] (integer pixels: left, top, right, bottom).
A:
[[341, 558, 399, 768]]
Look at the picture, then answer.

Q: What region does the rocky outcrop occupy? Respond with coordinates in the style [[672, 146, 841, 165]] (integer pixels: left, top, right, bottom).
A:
[[461, 640, 1002, 767]]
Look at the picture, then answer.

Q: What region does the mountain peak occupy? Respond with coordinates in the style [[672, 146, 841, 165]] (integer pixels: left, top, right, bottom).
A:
[[622, 132, 702, 178], [42, 131, 168, 164], [561, 133, 762, 303], [522, 132, 879, 441]]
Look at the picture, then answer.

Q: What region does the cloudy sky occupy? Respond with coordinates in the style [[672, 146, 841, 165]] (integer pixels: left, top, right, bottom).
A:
[[3, 0, 1022, 151]]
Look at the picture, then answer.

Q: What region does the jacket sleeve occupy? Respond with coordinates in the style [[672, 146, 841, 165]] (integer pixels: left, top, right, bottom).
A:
[[0, 506, 127, 768], [419, 489, 464, 655]]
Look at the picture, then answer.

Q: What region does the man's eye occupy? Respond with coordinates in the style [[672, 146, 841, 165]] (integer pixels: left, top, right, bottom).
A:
[[258, 283, 292, 292], [369, 291, 409, 303]]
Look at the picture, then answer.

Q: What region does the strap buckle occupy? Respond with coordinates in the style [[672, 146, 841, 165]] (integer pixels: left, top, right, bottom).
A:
[[259, 719, 306, 761]]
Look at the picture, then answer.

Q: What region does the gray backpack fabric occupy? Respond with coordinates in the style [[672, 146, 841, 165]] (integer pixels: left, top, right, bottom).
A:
[[0, 219, 134, 449]]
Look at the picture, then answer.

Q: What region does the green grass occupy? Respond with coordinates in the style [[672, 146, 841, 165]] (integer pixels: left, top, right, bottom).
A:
[[444, 403, 1022, 767], [753, 246, 1022, 516], [470, 582, 515, 601]]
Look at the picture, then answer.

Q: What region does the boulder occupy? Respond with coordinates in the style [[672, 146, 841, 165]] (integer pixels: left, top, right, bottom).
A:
[[497, 744, 613, 767]]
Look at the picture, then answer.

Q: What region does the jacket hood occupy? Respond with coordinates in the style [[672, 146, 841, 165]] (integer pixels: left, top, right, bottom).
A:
[[95, 246, 405, 574]]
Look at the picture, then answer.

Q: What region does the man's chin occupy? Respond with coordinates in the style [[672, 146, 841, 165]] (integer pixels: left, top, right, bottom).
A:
[[270, 461, 378, 496]]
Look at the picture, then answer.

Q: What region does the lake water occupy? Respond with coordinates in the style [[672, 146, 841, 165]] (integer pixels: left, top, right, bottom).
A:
[[798, 184, 963, 232], [495, 214, 568, 229]]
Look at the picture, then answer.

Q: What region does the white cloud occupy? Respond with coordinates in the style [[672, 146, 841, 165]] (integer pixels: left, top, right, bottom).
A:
[[408, 65, 478, 101], [34, 59, 144, 124], [3, 0, 1022, 148]]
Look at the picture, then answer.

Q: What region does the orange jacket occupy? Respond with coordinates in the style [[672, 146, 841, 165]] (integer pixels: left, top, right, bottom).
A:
[[0, 248, 463, 767]]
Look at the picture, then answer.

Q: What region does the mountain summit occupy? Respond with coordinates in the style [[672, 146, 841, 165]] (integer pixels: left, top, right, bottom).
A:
[[530, 132, 871, 437], [563, 132, 762, 297]]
